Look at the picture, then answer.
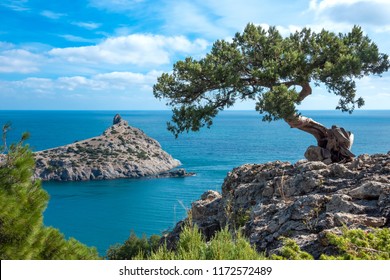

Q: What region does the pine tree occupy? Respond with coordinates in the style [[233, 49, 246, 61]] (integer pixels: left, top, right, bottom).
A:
[[154, 24, 389, 163], [0, 124, 99, 259]]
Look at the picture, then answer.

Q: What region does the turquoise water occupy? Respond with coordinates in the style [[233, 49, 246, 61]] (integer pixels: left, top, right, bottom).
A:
[[1, 110, 389, 255]]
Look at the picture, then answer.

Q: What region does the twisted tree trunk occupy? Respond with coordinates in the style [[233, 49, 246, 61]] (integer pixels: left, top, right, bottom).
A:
[[284, 83, 355, 163]]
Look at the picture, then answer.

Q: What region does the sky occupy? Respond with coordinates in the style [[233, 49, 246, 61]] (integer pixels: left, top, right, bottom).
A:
[[1, 0, 390, 110]]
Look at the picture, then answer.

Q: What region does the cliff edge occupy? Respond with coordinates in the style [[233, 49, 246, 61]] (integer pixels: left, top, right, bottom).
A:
[[167, 152, 390, 258], [34, 114, 183, 181]]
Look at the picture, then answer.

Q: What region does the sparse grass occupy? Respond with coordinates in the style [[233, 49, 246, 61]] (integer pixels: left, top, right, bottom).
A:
[[106, 220, 390, 260], [107, 220, 265, 260]]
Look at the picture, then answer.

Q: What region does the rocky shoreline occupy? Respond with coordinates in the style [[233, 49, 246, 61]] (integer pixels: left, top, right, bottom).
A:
[[34, 114, 191, 181], [165, 152, 390, 258]]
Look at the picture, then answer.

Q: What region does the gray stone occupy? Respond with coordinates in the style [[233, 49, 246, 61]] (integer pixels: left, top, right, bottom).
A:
[[349, 181, 390, 200], [304, 145, 331, 162], [164, 152, 390, 259]]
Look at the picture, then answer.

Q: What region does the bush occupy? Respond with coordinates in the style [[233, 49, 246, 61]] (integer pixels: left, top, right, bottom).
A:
[[108, 220, 266, 260], [205, 227, 265, 260], [107, 218, 390, 260], [320, 228, 390, 260], [271, 238, 314, 260], [106, 232, 160, 260]]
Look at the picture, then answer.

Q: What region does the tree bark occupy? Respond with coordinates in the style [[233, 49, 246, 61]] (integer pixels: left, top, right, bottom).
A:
[[285, 115, 328, 147], [282, 83, 355, 163], [284, 115, 355, 163]]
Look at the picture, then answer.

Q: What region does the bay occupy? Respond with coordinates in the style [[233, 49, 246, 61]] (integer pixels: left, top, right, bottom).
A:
[[1, 110, 389, 256]]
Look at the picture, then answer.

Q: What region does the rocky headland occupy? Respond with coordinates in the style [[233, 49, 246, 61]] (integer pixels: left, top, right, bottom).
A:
[[34, 114, 191, 181], [166, 152, 390, 258]]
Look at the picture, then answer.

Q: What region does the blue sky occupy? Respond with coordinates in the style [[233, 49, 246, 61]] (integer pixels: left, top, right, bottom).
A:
[[1, 0, 389, 110]]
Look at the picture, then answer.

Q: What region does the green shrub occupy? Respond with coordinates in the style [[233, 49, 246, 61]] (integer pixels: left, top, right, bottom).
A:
[[110, 220, 266, 260], [205, 227, 265, 260], [271, 238, 314, 260], [108, 218, 390, 260], [174, 223, 207, 259], [106, 232, 160, 260], [320, 228, 390, 260], [0, 125, 99, 260]]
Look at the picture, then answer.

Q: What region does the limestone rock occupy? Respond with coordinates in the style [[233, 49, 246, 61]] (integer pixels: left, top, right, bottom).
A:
[[165, 152, 390, 258], [34, 115, 184, 181]]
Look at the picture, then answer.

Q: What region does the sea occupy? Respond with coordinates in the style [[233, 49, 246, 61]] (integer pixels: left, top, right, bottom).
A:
[[1, 110, 389, 256]]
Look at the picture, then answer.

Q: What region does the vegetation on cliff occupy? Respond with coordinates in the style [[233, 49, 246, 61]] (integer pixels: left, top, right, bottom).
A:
[[107, 221, 266, 260], [106, 220, 390, 260], [0, 125, 99, 259]]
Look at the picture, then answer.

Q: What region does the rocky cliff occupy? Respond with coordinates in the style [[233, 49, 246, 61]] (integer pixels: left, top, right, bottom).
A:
[[34, 114, 184, 181], [167, 152, 390, 258]]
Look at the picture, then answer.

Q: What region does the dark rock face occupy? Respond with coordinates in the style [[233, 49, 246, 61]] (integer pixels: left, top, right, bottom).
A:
[[155, 168, 196, 178], [113, 114, 122, 125], [166, 152, 390, 258]]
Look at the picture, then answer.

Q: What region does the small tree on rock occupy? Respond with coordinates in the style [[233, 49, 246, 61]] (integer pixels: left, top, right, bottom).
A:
[[154, 24, 389, 163]]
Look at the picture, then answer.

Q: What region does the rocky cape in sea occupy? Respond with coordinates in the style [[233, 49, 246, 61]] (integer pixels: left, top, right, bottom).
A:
[[34, 114, 193, 181], [165, 152, 390, 258]]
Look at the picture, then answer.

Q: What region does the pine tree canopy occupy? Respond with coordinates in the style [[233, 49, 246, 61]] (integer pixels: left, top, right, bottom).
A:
[[154, 24, 389, 137], [0, 125, 100, 260]]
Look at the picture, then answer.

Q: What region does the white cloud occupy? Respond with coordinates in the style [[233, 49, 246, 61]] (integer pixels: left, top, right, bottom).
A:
[[57, 76, 105, 91], [257, 23, 302, 37], [162, 1, 228, 38], [94, 70, 162, 89], [114, 26, 136, 36], [72, 21, 101, 30], [1, 71, 162, 93], [1, 0, 29, 11], [13, 78, 54, 93], [40, 10, 67, 20], [309, 0, 389, 11], [0, 41, 14, 50], [49, 34, 208, 66], [309, 0, 390, 26], [0, 48, 41, 73], [88, 0, 144, 12], [160, 0, 298, 39], [59, 34, 96, 43]]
